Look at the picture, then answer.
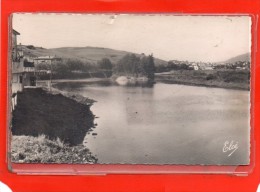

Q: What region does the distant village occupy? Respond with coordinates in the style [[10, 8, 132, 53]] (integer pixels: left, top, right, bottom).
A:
[[165, 59, 250, 71]]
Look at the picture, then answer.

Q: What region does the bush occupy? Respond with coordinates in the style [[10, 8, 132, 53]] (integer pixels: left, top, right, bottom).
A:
[[167, 61, 190, 70], [26, 45, 36, 50], [11, 135, 98, 163], [206, 74, 216, 80]]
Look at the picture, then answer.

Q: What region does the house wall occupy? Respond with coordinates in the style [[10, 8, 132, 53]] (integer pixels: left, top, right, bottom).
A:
[[12, 74, 23, 94], [11, 94, 17, 111], [12, 33, 19, 62], [24, 67, 35, 72], [23, 73, 36, 86], [12, 33, 17, 47], [23, 73, 31, 86], [12, 60, 24, 73]]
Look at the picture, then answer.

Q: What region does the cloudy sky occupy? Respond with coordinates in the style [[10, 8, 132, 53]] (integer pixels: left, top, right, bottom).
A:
[[12, 14, 251, 62]]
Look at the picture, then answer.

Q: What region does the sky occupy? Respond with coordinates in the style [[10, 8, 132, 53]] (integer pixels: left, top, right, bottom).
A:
[[12, 14, 251, 62]]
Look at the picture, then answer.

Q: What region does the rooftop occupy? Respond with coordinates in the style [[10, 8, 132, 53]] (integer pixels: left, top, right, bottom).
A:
[[13, 29, 20, 35]]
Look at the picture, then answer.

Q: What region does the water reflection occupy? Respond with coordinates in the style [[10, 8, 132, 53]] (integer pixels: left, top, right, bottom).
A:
[[54, 80, 250, 165], [53, 79, 155, 90]]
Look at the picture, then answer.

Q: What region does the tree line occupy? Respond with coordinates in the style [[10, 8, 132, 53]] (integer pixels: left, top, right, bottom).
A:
[[114, 54, 155, 79], [156, 61, 191, 73], [35, 53, 156, 80]]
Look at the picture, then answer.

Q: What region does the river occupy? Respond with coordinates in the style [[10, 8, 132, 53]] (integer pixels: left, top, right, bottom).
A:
[[54, 80, 250, 165]]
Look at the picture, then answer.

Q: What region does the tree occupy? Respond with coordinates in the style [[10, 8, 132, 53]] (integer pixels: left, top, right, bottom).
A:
[[52, 63, 70, 74], [167, 61, 189, 70], [36, 63, 49, 70], [140, 54, 155, 79], [147, 54, 155, 79], [98, 58, 113, 70], [66, 59, 84, 71], [115, 53, 155, 79], [116, 54, 140, 75]]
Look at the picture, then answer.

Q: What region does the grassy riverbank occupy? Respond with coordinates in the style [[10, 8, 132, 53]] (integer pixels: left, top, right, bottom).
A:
[[11, 135, 97, 163], [155, 70, 250, 90]]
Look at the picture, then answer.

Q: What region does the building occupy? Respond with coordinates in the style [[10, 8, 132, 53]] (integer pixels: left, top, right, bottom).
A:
[[33, 56, 61, 65], [193, 65, 199, 70], [12, 30, 24, 94], [191, 63, 199, 70], [204, 66, 214, 70], [12, 29, 36, 95]]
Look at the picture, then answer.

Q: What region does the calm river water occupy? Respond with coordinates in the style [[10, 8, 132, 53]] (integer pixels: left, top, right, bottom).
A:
[[55, 80, 250, 165]]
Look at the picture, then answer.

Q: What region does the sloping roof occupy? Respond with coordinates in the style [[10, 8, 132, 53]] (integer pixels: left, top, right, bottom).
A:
[[13, 29, 20, 35]]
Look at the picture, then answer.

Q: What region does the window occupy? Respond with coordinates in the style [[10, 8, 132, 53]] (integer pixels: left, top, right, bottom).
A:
[[19, 75, 23, 83]]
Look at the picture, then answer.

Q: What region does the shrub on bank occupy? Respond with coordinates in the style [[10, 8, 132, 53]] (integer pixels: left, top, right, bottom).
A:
[[206, 74, 216, 80]]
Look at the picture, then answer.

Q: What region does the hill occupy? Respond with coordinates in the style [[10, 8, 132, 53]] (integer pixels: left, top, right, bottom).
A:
[[20, 45, 167, 66], [223, 52, 250, 63]]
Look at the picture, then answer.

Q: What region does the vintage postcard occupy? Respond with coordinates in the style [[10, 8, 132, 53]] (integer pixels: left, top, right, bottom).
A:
[[10, 14, 251, 165]]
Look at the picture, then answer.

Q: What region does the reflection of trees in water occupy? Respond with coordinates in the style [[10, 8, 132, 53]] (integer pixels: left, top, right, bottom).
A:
[[122, 81, 155, 88], [54, 80, 155, 91], [53, 80, 113, 89]]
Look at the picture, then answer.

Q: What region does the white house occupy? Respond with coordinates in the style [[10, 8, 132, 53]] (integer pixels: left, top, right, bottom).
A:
[[33, 56, 61, 65]]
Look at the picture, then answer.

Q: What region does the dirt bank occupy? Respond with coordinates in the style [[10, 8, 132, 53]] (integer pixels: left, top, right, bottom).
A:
[[12, 88, 95, 146]]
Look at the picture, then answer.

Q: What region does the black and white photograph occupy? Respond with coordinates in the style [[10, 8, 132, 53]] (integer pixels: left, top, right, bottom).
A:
[[10, 14, 251, 165]]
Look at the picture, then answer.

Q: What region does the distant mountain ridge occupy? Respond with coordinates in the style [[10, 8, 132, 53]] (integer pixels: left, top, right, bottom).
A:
[[20, 45, 168, 66], [223, 52, 250, 63]]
